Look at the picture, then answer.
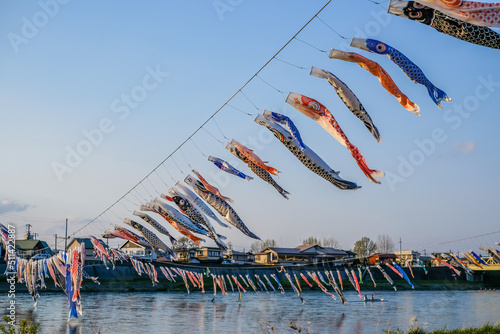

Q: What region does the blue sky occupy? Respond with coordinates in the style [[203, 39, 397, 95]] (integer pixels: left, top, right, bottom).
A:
[[1, 0, 499, 254]]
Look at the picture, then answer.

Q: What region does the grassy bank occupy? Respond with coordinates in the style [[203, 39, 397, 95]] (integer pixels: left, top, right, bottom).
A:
[[383, 323, 500, 333]]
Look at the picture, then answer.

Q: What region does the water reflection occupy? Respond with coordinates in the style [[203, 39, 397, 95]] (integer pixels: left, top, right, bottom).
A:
[[0, 290, 499, 333]]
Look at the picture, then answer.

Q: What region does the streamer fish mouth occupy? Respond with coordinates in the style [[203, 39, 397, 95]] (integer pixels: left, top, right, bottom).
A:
[[350, 38, 369, 51]]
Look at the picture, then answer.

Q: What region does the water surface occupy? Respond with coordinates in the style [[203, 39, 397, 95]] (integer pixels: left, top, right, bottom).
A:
[[2, 289, 499, 333]]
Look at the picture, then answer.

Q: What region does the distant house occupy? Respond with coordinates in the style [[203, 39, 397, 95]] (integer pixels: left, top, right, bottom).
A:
[[189, 246, 223, 263], [118, 240, 157, 261], [175, 248, 192, 263], [344, 250, 357, 260], [66, 237, 106, 264], [226, 250, 254, 264], [367, 253, 397, 265], [394, 250, 421, 265], [15, 239, 53, 259], [255, 244, 347, 265]]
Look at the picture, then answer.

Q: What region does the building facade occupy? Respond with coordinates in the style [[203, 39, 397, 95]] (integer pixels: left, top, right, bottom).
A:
[[255, 244, 347, 265]]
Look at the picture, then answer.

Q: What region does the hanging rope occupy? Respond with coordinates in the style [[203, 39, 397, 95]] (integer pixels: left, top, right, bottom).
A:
[[316, 16, 348, 40], [179, 147, 193, 169], [118, 201, 133, 213], [162, 164, 176, 183], [146, 176, 161, 195], [227, 104, 253, 116], [132, 188, 148, 202], [294, 37, 328, 53], [240, 90, 261, 111], [190, 138, 208, 157], [256, 74, 286, 95], [171, 157, 185, 175], [154, 170, 170, 188], [140, 182, 155, 198], [70, 0, 333, 238], [211, 117, 230, 140], [122, 196, 139, 207], [201, 127, 225, 145], [274, 57, 308, 70]]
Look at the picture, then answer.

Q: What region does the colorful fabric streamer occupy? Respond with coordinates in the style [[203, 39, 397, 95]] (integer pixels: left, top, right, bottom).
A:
[[226, 139, 291, 199], [286, 93, 384, 184], [208, 156, 253, 181], [329, 49, 420, 115], [255, 112, 360, 190], [310, 66, 381, 142], [351, 38, 451, 109], [388, 1, 500, 49], [411, 0, 500, 27]]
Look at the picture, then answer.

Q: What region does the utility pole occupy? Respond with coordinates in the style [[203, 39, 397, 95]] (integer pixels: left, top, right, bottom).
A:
[[399, 237, 402, 264], [54, 234, 58, 252], [25, 224, 32, 240], [64, 218, 68, 252]]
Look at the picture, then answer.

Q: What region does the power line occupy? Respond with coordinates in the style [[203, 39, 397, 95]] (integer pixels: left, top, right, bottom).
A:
[[415, 230, 500, 251]]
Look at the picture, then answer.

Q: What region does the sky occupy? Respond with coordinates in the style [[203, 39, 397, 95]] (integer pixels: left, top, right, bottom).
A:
[[1, 0, 499, 255]]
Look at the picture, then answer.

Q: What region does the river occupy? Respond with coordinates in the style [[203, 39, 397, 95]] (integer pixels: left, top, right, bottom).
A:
[[1, 289, 499, 333]]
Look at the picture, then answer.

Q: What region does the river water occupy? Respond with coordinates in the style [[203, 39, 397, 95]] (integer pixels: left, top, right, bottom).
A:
[[2, 289, 499, 334]]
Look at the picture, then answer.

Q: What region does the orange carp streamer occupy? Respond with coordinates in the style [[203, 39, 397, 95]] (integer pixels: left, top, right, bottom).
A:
[[329, 49, 420, 116]]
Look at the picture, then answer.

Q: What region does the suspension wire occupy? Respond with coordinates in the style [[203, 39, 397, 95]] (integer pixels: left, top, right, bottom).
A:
[[226, 104, 253, 116], [95, 218, 109, 232], [190, 138, 208, 158], [171, 157, 185, 175], [201, 127, 225, 144], [146, 176, 161, 195], [122, 195, 139, 207], [211, 117, 230, 140], [132, 188, 148, 202], [274, 57, 308, 70], [416, 230, 500, 251], [256, 74, 286, 94], [179, 147, 193, 169], [316, 15, 348, 40], [109, 209, 122, 221], [294, 37, 327, 53], [118, 201, 133, 213], [103, 212, 116, 226], [72, 0, 332, 238], [239, 90, 262, 111], [154, 169, 170, 188], [162, 163, 177, 183], [140, 182, 155, 198]]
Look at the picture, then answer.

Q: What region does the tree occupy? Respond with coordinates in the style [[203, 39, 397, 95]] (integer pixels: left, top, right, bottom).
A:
[[250, 239, 277, 253], [321, 236, 341, 249], [172, 236, 196, 251], [301, 236, 341, 248], [376, 234, 395, 253], [353, 237, 377, 257], [301, 236, 320, 245]]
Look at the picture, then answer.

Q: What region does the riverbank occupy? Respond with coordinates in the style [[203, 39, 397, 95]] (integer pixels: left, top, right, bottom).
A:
[[2, 262, 498, 293], [1, 275, 496, 294], [383, 323, 500, 333]]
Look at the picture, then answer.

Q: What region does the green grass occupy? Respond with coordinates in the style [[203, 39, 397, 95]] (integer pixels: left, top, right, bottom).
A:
[[383, 324, 500, 334], [0, 316, 40, 334]]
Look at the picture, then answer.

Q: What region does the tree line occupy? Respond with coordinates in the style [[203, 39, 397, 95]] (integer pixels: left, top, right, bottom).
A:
[[249, 234, 396, 255], [173, 234, 396, 256]]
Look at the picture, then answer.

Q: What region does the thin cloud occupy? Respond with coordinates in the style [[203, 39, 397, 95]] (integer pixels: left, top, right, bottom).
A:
[[0, 200, 31, 214], [453, 141, 476, 155]]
